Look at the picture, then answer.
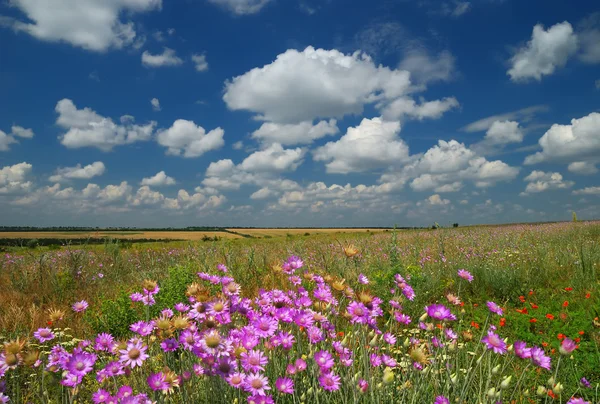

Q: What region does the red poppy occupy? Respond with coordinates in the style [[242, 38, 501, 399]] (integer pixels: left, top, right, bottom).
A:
[[499, 318, 506, 327], [529, 290, 535, 296], [547, 390, 557, 399], [542, 341, 548, 347], [562, 301, 569, 307], [516, 308, 528, 314], [338, 332, 344, 337], [530, 318, 538, 323], [473, 303, 479, 307], [530, 303, 539, 309], [546, 313, 555, 320], [578, 330, 584, 335], [519, 295, 526, 303], [471, 321, 480, 329], [575, 337, 581, 343], [557, 333, 565, 340], [585, 292, 591, 299], [565, 287, 573, 292]]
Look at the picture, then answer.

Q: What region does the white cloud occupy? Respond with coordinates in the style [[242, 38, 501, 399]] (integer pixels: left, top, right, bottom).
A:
[[206, 0, 273, 15], [426, 194, 450, 206], [525, 112, 600, 165], [399, 49, 456, 85], [56, 99, 156, 151], [521, 170, 574, 194], [141, 171, 176, 187], [250, 187, 275, 200], [0, 162, 33, 194], [2, 0, 160, 51], [577, 12, 600, 64], [568, 161, 598, 175], [49, 161, 105, 182], [142, 48, 184, 67], [191, 54, 209, 72], [151, 98, 161, 111], [0, 125, 35, 151], [98, 181, 132, 202], [130, 186, 165, 206], [313, 117, 409, 174], [508, 22, 578, 82], [461, 105, 548, 132], [472, 120, 524, 154], [239, 143, 305, 172], [251, 119, 339, 146], [573, 186, 600, 195], [223, 46, 413, 123], [232, 141, 244, 150], [157, 119, 225, 158], [380, 96, 459, 121]]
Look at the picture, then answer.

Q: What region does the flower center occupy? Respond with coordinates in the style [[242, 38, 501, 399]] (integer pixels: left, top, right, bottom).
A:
[[128, 348, 141, 360], [251, 379, 263, 389]]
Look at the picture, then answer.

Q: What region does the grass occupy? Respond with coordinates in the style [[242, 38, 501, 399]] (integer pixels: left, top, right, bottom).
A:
[[0, 222, 598, 403]]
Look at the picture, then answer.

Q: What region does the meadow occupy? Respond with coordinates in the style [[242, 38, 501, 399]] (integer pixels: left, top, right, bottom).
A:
[[0, 222, 599, 403]]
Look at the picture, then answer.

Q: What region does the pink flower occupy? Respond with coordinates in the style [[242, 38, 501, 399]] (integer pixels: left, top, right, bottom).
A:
[[358, 274, 369, 284], [514, 341, 531, 359], [34, 328, 55, 343], [531, 346, 551, 370], [482, 331, 507, 354], [486, 301, 503, 316], [426, 304, 456, 321], [275, 377, 294, 394], [72, 300, 88, 313], [119, 338, 149, 368], [314, 350, 334, 371], [318, 372, 341, 391], [244, 372, 271, 396], [457, 269, 473, 282], [560, 338, 577, 355]]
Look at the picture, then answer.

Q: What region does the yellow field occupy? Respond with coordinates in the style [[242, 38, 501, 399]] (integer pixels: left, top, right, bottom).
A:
[[228, 228, 390, 238]]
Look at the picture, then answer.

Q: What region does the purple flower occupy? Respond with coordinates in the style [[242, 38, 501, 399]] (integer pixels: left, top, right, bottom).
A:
[[247, 395, 274, 404], [383, 333, 396, 345], [241, 350, 269, 373], [275, 377, 294, 394], [94, 333, 114, 352], [117, 385, 133, 399], [217, 263, 228, 273], [358, 274, 369, 284], [347, 301, 368, 324], [67, 352, 96, 376], [0, 393, 9, 404], [559, 338, 577, 355], [226, 372, 246, 389], [130, 292, 143, 302], [92, 389, 111, 403], [160, 338, 179, 352], [119, 338, 149, 368], [314, 350, 334, 371], [72, 300, 88, 313], [394, 312, 412, 324], [566, 398, 591, 404], [457, 269, 473, 282], [244, 372, 271, 396], [148, 372, 169, 392], [482, 331, 507, 354], [580, 377, 591, 388], [486, 301, 503, 316], [370, 354, 382, 367], [513, 341, 531, 359], [444, 328, 458, 340], [318, 372, 341, 391], [358, 379, 368, 393], [435, 396, 450, 404], [426, 304, 456, 321], [294, 358, 307, 371], [34, 327, 55, 343], [531, 346, 551, 370]]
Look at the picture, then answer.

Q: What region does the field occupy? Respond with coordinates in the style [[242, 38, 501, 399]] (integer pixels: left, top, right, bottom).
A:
[[0, 222, 599, 403]]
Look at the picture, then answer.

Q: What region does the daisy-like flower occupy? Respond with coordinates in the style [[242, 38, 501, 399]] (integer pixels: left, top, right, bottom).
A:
[[294, 358, 307, 371], [358, 379, 368, 393], [482, 331, 507, 354], [207, 299, 229, 317], [446, 293, 461, 306], [92, 389, 111, 403], [72, 300, 88, 313], [314, 350, 334, 371], [241, 349, 269, 373], [226, 372, 246, 389], [117, 385, 133, 399], [457, 269, 473, 282], [67, 352, 96, 376], [0, 393, 9, 404], [160, 338, 179, 352], [444, 328, 458, 340], [199, 329, 224, 354], [531, 346, 551, 370], [383, 333, 396, 345], [130, 292, 143, 302], [174, 303, 190, 312], [370, 354, 382, 367], [580, 377, 591, 388], [434, 396, 450, 404], [566, 398, 591, 404], [559, 338, 577, 355], [119, 338, 149, 368], [245, 372, 271, 396], [347, 301, 368, 324], [148, 372, 169, 392], [513, 341, 531, 359], [486, 301, 503, 316], [33, 328, 55, 343], [394, 312, 411, 325], [426, 304, 456, 321], [318, 372, 341, 391], [252, 316, 279, 338], [358, 274, 369, 284], [94, 333, 114, 352], [248, 395, 274, 404], [275, 377, 294, 394]]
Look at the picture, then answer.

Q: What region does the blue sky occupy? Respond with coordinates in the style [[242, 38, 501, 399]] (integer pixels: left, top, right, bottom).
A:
[[1, 0, 599, 227]]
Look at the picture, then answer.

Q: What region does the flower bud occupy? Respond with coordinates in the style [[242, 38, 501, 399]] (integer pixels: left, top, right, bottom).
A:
[[547, 377, 555, 386], [492, 364, 501, 375], [536, 386, 547, 396], [500, 375, 512, 389], [450, 373, 458, 384], [382, 368, 394, 384], [553, 383, 564, 394], [487, 387, 496, 399], [403, 338, 410, 348], [369, 334, 378, 347], [419, 312, 428, 322]]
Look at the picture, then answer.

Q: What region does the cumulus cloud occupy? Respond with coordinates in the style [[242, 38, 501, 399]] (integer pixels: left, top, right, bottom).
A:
[[425, 194, 450, 206], [472, 120, 524, 154], [239, 143, 305, 172], [572, 186, 600, 195], [157, 119, 225, 158], [251, 119, 339, 146], [461, 105, 548, 132], [191, 54, 209, 72], [49, 162, 106, 182], [380, 96, 459, 121], [524, 112, 600, 165], [142, 48, 184, 67], [508, 22, 579, 82], [1, 0, 160, 51], [0, 125, 35, 151], [223, 46, 413, 123], [56, 99, 156, 151], [313, 117, 409, 174], [151, 98, 161, 111], [521, 170, 574, 194], [0, 162, 33, 194], [141, 171, 176, 187], [206, 0, 273, 15], [568, 161, 598, 175]]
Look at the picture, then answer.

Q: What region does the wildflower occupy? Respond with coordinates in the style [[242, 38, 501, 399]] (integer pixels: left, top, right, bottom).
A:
[[148, 372, 169, 392], [444, 328, 458, 340], [92, 389, 111, 403], [347, 301, 368, 324], [241, 350, 269, 373], [275, 377, 294, 394], [294, 358, 307, 371], [580, 377, 591, 388], [546, 313, 555, 320], [226, 372, 246, 389], [514, 341, 532, 359], [446, 293, 461, 306], [358, 379, 368, 393], [119, 339, 149, 368], [559, 338, 577, 355], [394, 312, 412, 324], [434, 396, 450, 404], [244, 372, 271, 396], [318, 372, 341, 391], [457, 269, 473, 282], [247, 395, 274, 404], [67, 352, 96, 376], [567, 398, 591, 404], [563, 301, 569, 307], [33, 328, 55, 343], [160, 338, 179, 352], [370, 353, 382, 367], [531, 347, 551, 370], [358, 274, 369, 284], [529, 318, 537, 323], [344, 245, 359, 257], [426, 304, 456, 321], [72, 300, 88, 313], [486, 301, 503, 316], [482, 331, 507, 354], [314, 350, 334, 371], [94, 333, 114, 352], [383, 333, 396, 345]]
